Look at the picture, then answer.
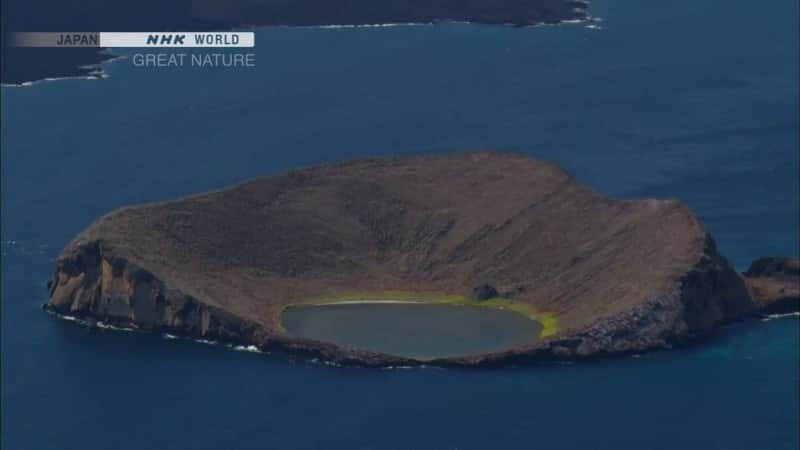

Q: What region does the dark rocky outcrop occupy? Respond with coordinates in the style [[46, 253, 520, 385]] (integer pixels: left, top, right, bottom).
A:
[[745, 257, 800, 278], [472, 284, 499, 301], [45, 152, 798, 366], [742, 257, 800, 315]]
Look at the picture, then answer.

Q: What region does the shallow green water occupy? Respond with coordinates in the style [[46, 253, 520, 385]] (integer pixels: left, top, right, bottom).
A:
[[282, 302, 543, 359]]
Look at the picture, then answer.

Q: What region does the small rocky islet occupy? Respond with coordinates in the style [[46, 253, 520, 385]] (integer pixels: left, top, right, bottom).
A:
[[46, 152, 799, 366]]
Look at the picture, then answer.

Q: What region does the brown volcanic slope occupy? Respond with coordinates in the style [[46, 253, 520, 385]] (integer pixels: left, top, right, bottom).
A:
[[46, 152, 796, 366]]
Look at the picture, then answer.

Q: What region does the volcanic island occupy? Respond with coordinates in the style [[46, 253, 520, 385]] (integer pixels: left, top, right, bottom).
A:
[[46, 152, 799, 366]]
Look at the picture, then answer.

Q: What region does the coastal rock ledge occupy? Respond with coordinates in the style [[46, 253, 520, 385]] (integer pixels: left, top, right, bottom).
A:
[[46, 152, 798, 367]]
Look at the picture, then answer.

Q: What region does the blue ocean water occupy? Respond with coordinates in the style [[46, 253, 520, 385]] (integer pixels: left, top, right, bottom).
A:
[[2, 0, 798, 448]]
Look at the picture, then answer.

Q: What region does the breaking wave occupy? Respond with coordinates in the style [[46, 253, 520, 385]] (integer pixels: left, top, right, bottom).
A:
[[761, 312, 800, 321]]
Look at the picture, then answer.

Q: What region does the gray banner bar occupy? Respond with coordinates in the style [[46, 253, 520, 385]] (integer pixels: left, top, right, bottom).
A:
[[11, 33, 101, 47]]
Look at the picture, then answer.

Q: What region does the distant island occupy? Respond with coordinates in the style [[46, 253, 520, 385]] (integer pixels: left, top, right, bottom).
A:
[[45, 152, 798, 366], [2, 0, 590, 85]]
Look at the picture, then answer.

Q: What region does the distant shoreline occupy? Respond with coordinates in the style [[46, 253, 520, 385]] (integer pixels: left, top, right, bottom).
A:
[[1, 0, 590, 85]]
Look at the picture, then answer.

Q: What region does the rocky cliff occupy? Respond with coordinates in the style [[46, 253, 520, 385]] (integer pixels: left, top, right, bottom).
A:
[[45, 152, 798, 366], [743, 257, 800, 315]]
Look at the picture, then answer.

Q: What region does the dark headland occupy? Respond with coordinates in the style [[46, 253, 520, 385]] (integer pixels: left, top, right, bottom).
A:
[[2, 0, 589, 85], [46, 152, 799, 367]]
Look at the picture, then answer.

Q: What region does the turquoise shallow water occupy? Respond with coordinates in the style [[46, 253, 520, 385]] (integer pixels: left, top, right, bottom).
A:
[[2, 0, 798, 448]]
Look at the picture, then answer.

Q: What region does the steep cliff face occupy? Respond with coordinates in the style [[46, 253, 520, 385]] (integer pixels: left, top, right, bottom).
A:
[[742, 257, 800, 314], [47, 241, 269, 344], [44, 152, 789, 366], [529, 237, 753, 360], [45, 240, 422, 367]]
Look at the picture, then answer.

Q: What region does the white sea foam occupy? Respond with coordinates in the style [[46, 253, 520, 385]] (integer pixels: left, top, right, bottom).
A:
[[231, 344, 262, 353], [761, 312, 800, 322], [1, 55, 121, 88], [2, 68, 111, 88], [308, 357, 342, 367], [315, 22, 432, 29], [49, 311, 134, 331], [48, 311, 265, 357], [2, 75, 98, 88], [49, 311, 90, 326], [95, 321, 135, 332]]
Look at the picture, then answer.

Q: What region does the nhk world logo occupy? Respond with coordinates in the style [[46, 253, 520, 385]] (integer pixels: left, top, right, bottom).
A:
[[11, 32, 254, 48]]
